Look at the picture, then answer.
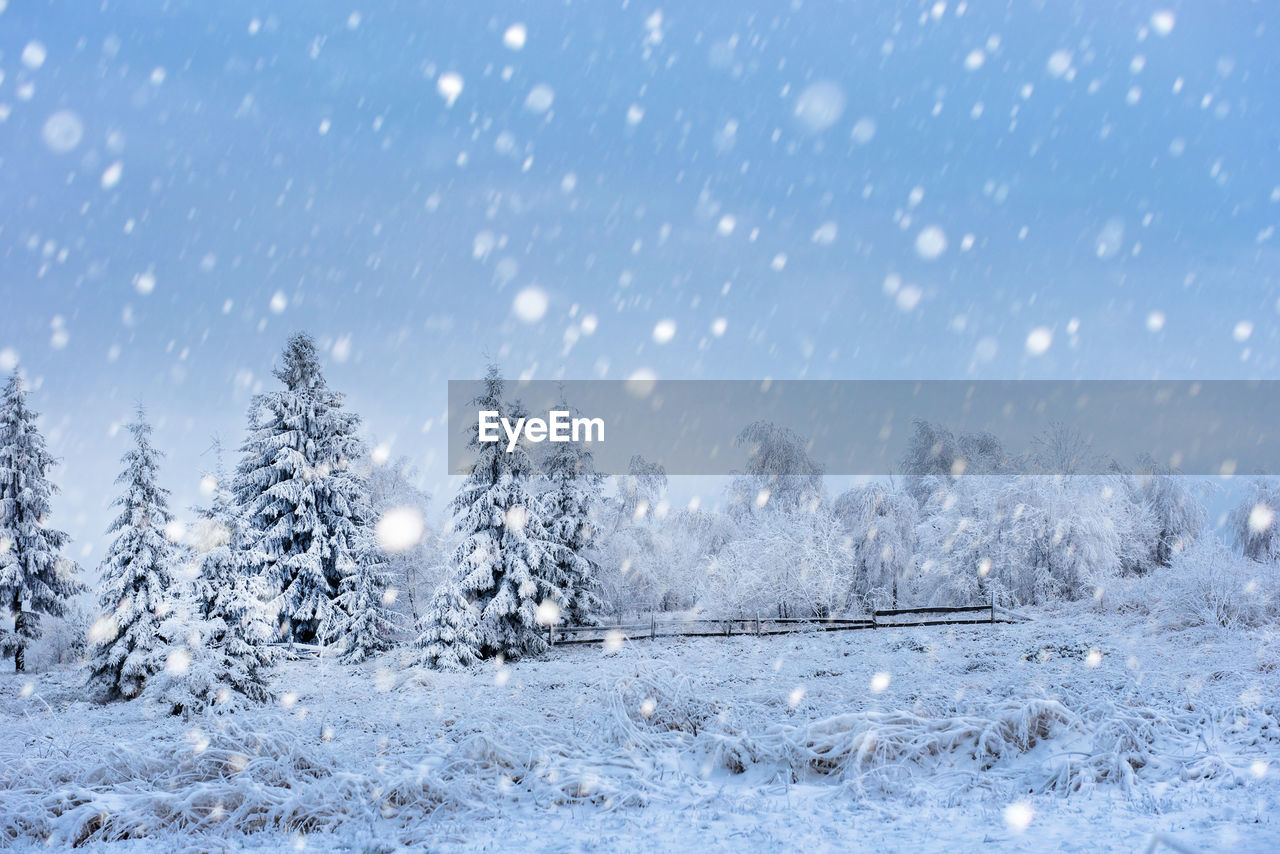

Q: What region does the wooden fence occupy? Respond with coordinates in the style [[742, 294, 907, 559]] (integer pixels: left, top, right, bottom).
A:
[[547, 601, 1028, 646]]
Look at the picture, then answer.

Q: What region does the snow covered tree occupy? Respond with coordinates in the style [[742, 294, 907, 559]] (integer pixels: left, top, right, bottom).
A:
[[597, 506, 734, 616], [703, 508, 851, 619], [1230, 477, 1280, 562], [833, 483, 916, 608], [614, 455, 667, 526], [445, 366, 558, 660], [539, 401, 605, 625], [727, 421, 824, 517], [916, 474, 1129, 608], [595, 505, 664, 615], [593, 455, 670, 615], [180, 441, 276, 703], [413, 575, 480, 669], [0, 372, 82, 673], [368, 456, 439, 632], [901, 420, 1007, 506], [234, 333, 384, 645], [333, 554, 396, 661], [87, 409, 180, 701], [1127, 456, 1206, 571]]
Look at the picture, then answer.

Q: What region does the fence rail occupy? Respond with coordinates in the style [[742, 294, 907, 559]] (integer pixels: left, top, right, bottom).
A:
[[547, 600, 1023, 646]]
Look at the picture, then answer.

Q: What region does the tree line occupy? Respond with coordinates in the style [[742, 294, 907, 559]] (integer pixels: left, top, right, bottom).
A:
[[4, 342, 1279, 707]]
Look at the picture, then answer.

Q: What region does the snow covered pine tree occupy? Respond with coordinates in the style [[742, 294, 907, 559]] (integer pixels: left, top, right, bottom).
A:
[[173, 441, 276, 704], [426, 366, 559, 664], [234, 333, 391, 655], [540, 398, 604, 625], [0, 371, 82, 673], [414, 575, 482, 670], [87, 409, 180, 701]]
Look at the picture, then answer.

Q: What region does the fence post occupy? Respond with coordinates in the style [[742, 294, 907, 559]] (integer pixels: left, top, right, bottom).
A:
[[755, 615, 761, 637], [548, 624, 554, 646], [651, 615, 655, 641], [990, 590, 995, 623]]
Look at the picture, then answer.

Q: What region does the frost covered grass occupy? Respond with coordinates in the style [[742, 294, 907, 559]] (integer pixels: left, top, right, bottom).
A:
[[2, 602, 1278, 852]]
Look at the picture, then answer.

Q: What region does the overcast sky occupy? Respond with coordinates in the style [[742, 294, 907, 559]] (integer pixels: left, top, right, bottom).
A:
[[2, 0, 1277, 567]]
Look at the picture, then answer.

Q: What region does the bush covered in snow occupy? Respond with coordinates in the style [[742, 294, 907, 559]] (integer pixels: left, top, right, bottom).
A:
[[1154, 536, 1280, 630], [1230, 477, 1280, 564], [702, 508, 852, 618]]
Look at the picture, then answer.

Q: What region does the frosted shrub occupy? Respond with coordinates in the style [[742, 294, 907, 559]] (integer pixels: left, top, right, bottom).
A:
[[702, 509, 852, 618], [833, 483, 916, 609], [916, 475, 1131, 608], [1229, 477, 1280, 563], [1157, 536, 1278, 629]]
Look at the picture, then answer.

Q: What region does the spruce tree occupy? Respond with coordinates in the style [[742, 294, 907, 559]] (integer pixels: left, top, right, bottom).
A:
[[334, 555, 396, 661], [413, 575, 480, 669], [540, 400, 604, 625], [87, 409, 179, 701], [448, 366, 559, 659], [234, 333, 382, 645], [0, 371, 83, 673], [182, 441, 275, 702]]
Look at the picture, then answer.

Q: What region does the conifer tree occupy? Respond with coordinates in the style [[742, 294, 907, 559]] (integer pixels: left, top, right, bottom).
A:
[[540, 399, 604, 625], [0, 371, 83, 673], [87, 409, 179, 701], [413, 575, 480, 669], [234, 333, 382, 645], [334, 555, 396, 661], [181, 441, 275, 701], [447, 366, 558, 659]]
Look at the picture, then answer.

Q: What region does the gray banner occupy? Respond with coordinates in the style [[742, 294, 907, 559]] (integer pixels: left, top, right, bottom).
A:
[[446, 380, 1280, 476]]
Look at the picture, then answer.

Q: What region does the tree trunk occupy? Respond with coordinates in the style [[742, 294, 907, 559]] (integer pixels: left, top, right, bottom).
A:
[[13, 608, 27, 673]]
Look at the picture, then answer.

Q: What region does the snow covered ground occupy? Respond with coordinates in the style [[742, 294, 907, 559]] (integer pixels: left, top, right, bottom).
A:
[[3, 600, 1277, 852]]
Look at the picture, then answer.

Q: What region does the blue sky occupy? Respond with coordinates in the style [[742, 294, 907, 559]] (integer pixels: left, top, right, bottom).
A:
[[1, 0, 1277, 565]]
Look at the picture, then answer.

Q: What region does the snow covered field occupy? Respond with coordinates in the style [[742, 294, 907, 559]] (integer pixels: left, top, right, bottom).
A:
[[3, 600, 1277, 852]]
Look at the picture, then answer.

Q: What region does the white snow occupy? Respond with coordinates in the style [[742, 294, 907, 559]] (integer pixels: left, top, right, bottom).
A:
[[850, 116, 877, 145], [523, 84, 555, 114], [1046, 50, 1073, 79], [3, 601, 1276, 851], [100, 161, 124, 190], [512, 286, 549, 323], [793, 81, 846, 133], [503, 23, 527, 51], [1025, 326, 1053, 355], [811, 221, 838, 245], [21, 40, 47, 70], [375, 507, 425, 553], [436, 72, 464, 107], [1151, 10, 1176, 37], [41, 110, 84, 154], [914, 225, 948, 260]]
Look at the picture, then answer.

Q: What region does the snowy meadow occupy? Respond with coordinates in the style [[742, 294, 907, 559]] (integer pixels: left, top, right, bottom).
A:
[[3, 602, 1278, 851], [4, 0, 1280, 851], [3, 340, 1280, 851]]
